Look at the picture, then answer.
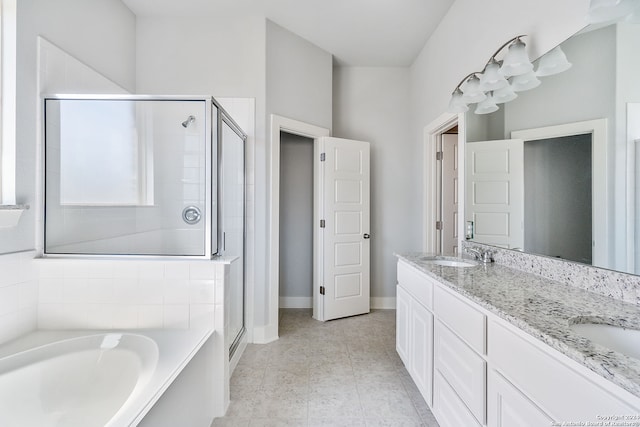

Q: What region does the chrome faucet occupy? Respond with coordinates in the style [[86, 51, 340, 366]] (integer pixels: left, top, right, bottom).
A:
[[465, 247, 493, 263]]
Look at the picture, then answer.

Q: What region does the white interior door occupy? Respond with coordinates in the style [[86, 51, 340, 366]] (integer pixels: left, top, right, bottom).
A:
[[466, 139, 524, 249], [317, 137, 370, 321]]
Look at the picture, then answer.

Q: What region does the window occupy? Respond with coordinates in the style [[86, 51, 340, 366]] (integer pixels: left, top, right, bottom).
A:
[[0, 0, 17, 205]]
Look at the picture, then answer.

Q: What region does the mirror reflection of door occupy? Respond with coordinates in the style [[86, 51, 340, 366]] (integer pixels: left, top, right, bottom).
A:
[[437, 131, 459, 255], [465, 139, 524, 250]]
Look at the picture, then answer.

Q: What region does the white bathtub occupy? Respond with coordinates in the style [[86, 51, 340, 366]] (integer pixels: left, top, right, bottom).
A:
[[0, 329, 216, 427]]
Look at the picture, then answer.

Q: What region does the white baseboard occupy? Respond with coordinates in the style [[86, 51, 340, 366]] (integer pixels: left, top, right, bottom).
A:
[[252, 323, 278, 344], [371, 297, 396, 309], [279, 296, 313, 308], [278, 296, 396, 310]]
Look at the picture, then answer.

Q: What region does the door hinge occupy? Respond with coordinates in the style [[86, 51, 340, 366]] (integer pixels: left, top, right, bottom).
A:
[[436, 220, 443, 230], [320, 286, 325, 295], [320, 219, 325, 228], [436, 151, 443, 161], [320, 152, 326, 162]]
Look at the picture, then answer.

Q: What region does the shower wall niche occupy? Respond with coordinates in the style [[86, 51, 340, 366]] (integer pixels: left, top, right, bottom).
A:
[[44, 95, 245, 259]]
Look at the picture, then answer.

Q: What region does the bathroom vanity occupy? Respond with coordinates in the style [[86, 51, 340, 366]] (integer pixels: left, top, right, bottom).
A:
[[396, 253, 640, 427]]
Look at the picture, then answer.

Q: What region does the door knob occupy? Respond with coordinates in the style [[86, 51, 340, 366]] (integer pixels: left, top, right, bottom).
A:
[[364, 233, 370, 239]]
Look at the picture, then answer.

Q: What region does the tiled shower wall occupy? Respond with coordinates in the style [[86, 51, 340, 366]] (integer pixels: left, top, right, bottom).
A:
[[0, 251, 38, 345]]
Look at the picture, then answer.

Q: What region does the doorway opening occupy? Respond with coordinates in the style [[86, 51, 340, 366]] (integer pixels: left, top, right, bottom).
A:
[[424, 113, 464, 254], [523, 134, 592, 264], [436, 125, 459, 255], [279, 132, 314, 328]]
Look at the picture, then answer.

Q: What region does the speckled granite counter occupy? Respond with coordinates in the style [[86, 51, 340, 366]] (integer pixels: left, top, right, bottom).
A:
[[397, 252, 640, 400]]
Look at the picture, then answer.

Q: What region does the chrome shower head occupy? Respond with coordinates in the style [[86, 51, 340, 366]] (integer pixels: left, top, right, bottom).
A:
[[182, 115, 196, 128]]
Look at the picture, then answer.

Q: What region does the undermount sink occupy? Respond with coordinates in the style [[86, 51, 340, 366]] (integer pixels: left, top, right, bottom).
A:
[[419, 256, 478, 268], [570, 322, 640, 360]]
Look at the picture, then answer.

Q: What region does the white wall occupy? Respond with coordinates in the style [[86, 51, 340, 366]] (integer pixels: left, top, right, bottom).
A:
[[135, 15, 267, 326], [333, 67, 415, 303], [279, 133, 313, 307], [266, 20, 333, 131], [0, 0, 136, 255], [410, 0, 589, 249]]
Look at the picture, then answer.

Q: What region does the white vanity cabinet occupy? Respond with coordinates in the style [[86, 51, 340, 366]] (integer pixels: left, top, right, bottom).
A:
[[488, 319, 640, 425], [396, 260, 435, 405], [396, 257, 640, 427]]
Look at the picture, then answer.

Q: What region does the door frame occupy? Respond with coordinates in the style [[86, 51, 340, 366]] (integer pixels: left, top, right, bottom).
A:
[[511, 119, 608, 268], [259, 114, 329, 344], [424, 112, 466, 252]]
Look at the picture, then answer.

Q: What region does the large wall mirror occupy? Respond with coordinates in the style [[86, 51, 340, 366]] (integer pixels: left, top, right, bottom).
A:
[[465, 21, 640, 275]]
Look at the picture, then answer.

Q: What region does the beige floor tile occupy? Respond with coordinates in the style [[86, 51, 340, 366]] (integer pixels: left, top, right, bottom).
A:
[[213, 309, 438, 427]]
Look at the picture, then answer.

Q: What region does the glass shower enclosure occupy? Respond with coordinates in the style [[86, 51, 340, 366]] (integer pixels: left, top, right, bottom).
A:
[[43, 95, 246, 354]]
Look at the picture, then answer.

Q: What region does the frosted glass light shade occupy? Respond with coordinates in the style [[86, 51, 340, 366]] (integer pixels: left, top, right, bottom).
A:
[[493, 85, 518, 104], [536, 46, 572, 77], [479, 59, 509, 91], [448, 88, 469, 113], [510, 71, 541, 92], [461, 75, 487, 103], [475, 93, 499, 115], [587, 0, 638, 23], [500, 39, 533, 77]]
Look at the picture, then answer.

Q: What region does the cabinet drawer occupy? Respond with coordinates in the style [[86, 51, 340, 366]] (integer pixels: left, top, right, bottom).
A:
[[489, 319, 640, 422], [434, 370, 482, 427], [434, 285, 486, 354], [397, 260, 433, 309], [435, 319, 486, 424], [488, 369, 553, 427]]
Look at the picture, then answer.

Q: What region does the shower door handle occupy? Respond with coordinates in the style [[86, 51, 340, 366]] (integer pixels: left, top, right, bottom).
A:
[[182, 206, 202, 225]]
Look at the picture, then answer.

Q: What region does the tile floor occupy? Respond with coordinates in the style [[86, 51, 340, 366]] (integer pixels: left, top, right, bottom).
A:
[[212, 309, 439, 427]]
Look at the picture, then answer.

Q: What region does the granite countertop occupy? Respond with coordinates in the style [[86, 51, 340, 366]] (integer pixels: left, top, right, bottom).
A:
[[397, 252, 640, 400]]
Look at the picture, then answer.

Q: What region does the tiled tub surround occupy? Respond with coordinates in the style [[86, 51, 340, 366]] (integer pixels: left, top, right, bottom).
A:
[[397, 252, 640, 401], [36, 257, 233, 330], [0, 251, 38, 345]]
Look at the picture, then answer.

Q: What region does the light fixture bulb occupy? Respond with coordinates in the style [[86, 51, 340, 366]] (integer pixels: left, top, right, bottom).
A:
[[499, 38, 534, 77], [461, 75, 487, 103], [475, 92, 499, 115], [447, 88, 469, 113], [479, 59, 509, 92], [535, 46, 572, 77], [510, 71, 541, 92], [493, 85, 518, 104]]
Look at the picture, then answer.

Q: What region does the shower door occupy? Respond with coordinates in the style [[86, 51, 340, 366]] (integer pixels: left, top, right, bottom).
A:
[[219, 112, 246, 357], [44, 96, 215, 257]]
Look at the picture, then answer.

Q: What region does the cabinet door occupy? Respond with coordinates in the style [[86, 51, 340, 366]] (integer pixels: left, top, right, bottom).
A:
[[396, 285, 411, 366], [411, 299, 434, 406], [488, 369, 553, 427]]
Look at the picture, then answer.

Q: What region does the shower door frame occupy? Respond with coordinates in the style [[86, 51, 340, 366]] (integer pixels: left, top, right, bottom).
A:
[[42, 94, 218, 259], [215, 100, 248, 359]]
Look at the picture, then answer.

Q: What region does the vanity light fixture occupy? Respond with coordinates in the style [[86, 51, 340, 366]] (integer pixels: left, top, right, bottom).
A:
[[447, 35, 572, 115]]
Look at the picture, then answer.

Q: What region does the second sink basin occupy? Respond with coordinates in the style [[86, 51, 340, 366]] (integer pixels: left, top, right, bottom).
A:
[[570, 322, 640, 360]]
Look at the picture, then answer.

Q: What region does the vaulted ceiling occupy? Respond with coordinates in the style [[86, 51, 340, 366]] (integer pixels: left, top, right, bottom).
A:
[[122, 0, 455, 66]]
